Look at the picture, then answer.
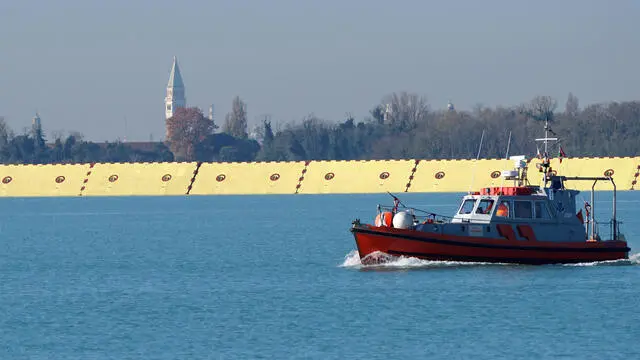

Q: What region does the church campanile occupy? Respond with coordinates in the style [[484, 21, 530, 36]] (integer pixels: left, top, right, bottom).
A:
[[165, 56, 186, 120]]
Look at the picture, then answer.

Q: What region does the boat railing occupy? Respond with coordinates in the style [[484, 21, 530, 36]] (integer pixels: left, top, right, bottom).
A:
[[377, 204, 453, 224], [588, 219, 624, 242], [557, 175, 620, 242]]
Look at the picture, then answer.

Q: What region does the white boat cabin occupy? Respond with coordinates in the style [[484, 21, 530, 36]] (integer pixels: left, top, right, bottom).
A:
[[452, 186, 561, 224]]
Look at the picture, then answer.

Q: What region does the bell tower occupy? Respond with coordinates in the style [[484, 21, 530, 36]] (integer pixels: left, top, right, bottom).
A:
[[165, 56, 186, 120]]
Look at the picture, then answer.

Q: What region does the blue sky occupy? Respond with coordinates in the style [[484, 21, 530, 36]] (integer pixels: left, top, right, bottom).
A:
[[1, 0, 638, 141]]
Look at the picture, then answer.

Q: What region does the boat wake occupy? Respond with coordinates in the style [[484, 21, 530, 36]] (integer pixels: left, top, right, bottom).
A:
[[339, 250, 508, 270], [562, 252, 640, 267], [339, 250, 640, 270]]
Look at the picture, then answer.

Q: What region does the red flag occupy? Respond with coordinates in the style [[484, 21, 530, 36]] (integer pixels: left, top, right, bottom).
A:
[[558, 146, 566, 163]]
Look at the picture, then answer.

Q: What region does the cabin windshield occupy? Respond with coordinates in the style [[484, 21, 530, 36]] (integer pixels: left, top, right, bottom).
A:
[[458, 199, 476, 214], [475, 199, 495, 215]]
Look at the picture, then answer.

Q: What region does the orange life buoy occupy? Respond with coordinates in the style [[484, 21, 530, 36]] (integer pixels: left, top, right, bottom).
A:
[[375, 211, 393, 227]]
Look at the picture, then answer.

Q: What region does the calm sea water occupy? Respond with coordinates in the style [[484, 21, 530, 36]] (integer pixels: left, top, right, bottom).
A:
[[1, 192, 639, 359]]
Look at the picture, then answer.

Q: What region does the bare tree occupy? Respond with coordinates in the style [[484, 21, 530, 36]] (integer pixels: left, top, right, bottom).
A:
[[565, 92, 579, 117], [223, 96, 248, 138], [68, 131, 84, 141], [520, 95, 558, 122], [0, 116, 13, 149], [250, 114, 272, 143], [51, 130, 66, 142], [381, 91, 429, 128]]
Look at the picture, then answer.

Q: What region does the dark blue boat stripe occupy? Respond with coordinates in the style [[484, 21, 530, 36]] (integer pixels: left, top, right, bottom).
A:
[[385, 250, 599, 265], [352, 227, 630, 253]]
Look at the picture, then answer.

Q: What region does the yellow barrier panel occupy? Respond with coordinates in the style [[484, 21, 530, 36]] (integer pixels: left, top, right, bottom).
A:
[[552, 157, 638, 191], [189, 161, 307, 195], [409, 159, 516, 193], [298, 160, 416, 194], [0, 164, 92, 197], [632, 162, 640, 190], [410, 157, 640, 193], [81, 162, 197, 196], [0, 157, 639, 197]]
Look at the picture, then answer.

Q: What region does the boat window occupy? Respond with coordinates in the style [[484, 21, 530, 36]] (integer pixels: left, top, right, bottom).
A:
[[475, 199, 495, 214], [495, 201, 510, 217], [534, 201, 552, 219], [514, 200, 533, 219], [458, 199, 476, 214]]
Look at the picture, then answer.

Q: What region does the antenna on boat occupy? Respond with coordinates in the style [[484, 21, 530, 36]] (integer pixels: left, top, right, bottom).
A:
[[386, 191, 403, 205], [534, 118, 558, 158], [386, 191, 407, 214], [499, 131, 513, 188], [467, 129, 486, 194], [533, 117, 560, 186]]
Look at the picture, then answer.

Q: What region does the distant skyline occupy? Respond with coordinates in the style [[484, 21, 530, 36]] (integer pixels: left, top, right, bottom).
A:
[[1, 0, 638, 142]]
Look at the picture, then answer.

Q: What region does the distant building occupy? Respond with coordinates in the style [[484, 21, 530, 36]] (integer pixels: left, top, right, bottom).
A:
[[32, 112, 42, 135], [165, 56, 186, 120], [164, 57, 217, 139], [383, 104, 392, 124], [447, 100, 455, 112]]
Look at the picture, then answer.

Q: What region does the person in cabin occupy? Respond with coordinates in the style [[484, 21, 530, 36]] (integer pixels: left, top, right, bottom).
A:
[[476, 201, 493, 214], [496, 201, 510, 217], [484, 201, 494, 214]]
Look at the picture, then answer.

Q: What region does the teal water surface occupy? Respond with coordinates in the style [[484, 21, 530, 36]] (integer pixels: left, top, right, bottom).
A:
[[1, 192, 639, 359]]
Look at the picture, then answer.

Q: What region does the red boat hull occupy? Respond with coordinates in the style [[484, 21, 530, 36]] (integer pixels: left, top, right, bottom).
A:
[[351, 223, 630, 265]]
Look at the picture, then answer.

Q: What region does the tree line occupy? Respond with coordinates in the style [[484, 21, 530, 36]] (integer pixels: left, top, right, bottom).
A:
[[1, 92, 639, 164]]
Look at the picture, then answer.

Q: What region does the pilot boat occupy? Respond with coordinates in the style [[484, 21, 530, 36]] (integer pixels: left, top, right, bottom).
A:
[[350, 129, 631, 265]]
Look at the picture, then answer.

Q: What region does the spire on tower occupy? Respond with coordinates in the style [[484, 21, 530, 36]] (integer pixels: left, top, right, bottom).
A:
[[32, 112, 42, 130], [31, 112, 43, 140], [165, 56, 187, 120], [167, 56, 184, 89]]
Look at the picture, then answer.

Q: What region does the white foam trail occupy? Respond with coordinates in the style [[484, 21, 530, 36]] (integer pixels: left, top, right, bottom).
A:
[[340, 250, 363, 268], [340, 251, 640, 269], [562, 253, 640, 267], [339, 250, 505, 269]]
